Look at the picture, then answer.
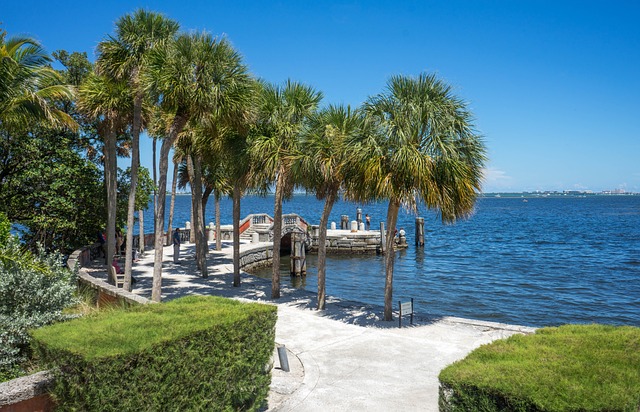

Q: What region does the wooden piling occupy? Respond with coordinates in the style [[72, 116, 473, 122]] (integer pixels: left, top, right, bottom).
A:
[[415, 217, 425, 246]]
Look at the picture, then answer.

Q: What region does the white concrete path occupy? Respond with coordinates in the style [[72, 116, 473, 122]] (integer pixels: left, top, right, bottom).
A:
[[92, 240, 534, 411]]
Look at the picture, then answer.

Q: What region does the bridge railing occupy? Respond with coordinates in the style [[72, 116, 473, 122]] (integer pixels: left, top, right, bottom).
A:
[[252, 214, 273, 225], [237, 213, 274, 236], [282, 214, 309, 232]]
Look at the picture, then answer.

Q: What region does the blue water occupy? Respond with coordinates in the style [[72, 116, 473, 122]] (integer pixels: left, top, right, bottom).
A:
[[139, 194, 640, 327]]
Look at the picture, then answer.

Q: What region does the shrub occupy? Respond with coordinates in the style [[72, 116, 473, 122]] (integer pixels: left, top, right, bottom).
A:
[[0, 232, 77, 382], [32, 295, 277, 411], [439, 324, 640, 412]]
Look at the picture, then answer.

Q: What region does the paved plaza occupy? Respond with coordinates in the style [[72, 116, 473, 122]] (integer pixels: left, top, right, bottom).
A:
[[88, 241, 534, 411]]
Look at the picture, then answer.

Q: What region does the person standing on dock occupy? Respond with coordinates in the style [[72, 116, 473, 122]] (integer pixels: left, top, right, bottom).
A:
[[173, 228, 181, 263], [365, 214, 371, 230]]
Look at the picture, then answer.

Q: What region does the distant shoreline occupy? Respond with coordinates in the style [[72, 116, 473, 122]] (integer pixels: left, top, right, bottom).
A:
[[480, 192, 639, 198], [169, 191, 639, 197]]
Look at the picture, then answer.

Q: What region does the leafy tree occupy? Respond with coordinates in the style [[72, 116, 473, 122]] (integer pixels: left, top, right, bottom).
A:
[[0, 35, 78, 222], [357, 73, 487, 321], [2, 128, 105, 253], [0, 45, 106, 254], [52, 50, 92, 87], [250, 80, 322, 299]]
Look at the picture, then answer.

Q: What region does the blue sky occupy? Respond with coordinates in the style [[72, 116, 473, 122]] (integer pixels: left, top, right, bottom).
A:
[[4, 1, 640, 192]]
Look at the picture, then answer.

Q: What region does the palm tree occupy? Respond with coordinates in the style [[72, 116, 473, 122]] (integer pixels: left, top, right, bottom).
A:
[[297, 104, 365, 310], [358, 73, 486, 321], [96, 9, 179, 290], [0, 32, 76, 132], [251, 80, 322, 299], [144, 32, 251, 302], [77, 73, 132, 282], [174, 128, 209, 277], [167, 152, 181, 246], [223, 129, 255, 287]]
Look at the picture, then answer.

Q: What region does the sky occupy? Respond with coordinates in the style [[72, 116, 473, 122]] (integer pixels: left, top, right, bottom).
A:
[[4, 1, 640, 193]]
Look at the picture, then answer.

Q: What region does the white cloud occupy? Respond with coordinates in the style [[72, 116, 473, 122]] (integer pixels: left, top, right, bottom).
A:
[[481, 168, 514, 192]]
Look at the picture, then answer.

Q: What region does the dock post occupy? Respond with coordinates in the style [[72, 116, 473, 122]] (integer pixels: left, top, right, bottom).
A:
[[341, 215, 349, 230], [290, 232, 296, 274], [380, 222, 386, 254], [277, 345, 290, 372], [208, 222, 214, 242], [185, 221, 192, 243], [290, 232, 306, 276], [415, 217, 425, 246]]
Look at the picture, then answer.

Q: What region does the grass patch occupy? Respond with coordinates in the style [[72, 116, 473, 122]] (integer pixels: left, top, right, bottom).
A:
[[35, 295, 251, 359], [439, 324, 640, 411]]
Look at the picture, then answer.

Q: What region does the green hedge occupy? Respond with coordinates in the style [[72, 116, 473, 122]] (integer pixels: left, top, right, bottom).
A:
[[31, 295, 277, 411], [439, 324, 640, 412]]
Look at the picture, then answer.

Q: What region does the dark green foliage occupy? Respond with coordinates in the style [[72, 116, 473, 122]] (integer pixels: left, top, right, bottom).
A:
[[4, 130, 105, 253], [118, 165, 155, 213], [0, 212, 10, 246], [439, 324, 640, 412], [31, 296, 277, 411], [0, 234, 77, 382]]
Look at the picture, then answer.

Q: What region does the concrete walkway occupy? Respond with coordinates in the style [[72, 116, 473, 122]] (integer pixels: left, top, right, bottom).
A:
[[91, 241, 534, 411]]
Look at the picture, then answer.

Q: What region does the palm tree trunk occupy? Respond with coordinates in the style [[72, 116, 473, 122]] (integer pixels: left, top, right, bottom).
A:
[[104, 121, 117, 283], [188, 154, 208, 277], [215, 190, 221, 251], [124, 93, 143, 290], [152, 136, 157, 233], [384, 199, 400, 321], [271, 168, 286, 299], [138, 209, 144, 254], [167, 160, 178, 246], [233, 185, 241, 287], [152, 115, 188, 302], [202, 186, 212, 217], [317, 190, 337, 310], [186, 155, 199, 268]]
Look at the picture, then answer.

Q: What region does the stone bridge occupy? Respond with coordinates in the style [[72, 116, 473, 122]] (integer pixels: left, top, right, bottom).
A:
[[239, 213, 311, 251]]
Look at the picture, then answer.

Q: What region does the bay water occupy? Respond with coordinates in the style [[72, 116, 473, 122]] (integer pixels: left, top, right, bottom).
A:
[[141, 194, 640, 327]]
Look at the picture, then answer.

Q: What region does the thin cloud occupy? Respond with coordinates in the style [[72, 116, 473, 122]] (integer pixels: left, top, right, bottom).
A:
[[482, 168, 514, 191]]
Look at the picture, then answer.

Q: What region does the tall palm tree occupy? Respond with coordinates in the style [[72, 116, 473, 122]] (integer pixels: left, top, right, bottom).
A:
[[296, 104, 365, 310], [96, 9, 179, 290], [251, 80, 322, 299], [358, 73, 486, 321], [0, 33, 76, 132], [167, 153, 181, 246], [77, 73, 132, 282], [144, 32, 251, 302], [223, 129, 255, 287], [174, 128, 209, 277]]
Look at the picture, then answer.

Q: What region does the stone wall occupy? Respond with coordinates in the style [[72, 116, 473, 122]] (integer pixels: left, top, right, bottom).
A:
[[0, 371, 54, 412], [238, 243, 273, 271], [308, 229, 382, 254]]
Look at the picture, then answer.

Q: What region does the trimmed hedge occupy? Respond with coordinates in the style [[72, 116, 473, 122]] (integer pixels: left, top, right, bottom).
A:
[[439, 324, 640, 412], [31, 295, 277, 411]]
